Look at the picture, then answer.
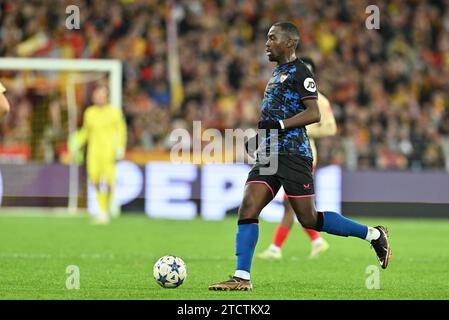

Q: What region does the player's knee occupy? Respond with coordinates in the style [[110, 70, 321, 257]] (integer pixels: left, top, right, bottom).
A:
[[238, 196, 259, 220], [282, 208, 295, 225], [298, 215, 317, 230]]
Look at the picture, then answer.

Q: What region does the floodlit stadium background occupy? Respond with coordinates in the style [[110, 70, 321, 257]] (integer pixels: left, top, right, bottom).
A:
[[0, 0, 449, 301], [1, 0, 448, 217]]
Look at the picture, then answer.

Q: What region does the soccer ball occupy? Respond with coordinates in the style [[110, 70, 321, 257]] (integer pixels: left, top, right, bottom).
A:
[[153, 255, 187, 288]]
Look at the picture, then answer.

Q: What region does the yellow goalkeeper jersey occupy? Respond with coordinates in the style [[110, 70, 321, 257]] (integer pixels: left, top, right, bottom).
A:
[[79, 104, 127, 159]]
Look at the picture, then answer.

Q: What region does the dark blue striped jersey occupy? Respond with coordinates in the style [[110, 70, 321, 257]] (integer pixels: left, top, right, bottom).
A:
[[259, 58, 318, 159]]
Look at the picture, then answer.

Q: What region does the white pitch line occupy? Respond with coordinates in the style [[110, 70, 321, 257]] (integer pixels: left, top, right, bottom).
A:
[[0, 252, 116, 260], [0, 209, 87, 218]]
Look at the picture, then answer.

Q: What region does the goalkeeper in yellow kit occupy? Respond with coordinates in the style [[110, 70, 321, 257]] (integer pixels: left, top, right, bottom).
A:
[[71, 85, 126, 224]]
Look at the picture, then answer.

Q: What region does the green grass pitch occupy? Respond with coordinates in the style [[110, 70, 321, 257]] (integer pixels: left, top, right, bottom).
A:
[[0, 211, 448, 300]]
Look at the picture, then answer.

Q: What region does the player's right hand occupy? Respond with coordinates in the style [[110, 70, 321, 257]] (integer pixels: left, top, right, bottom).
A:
[[258, 120, 282, 130]]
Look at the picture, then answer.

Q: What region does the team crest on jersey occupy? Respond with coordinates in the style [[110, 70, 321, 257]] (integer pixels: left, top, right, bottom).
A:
[[304, 77, 316, 92], [280, 74, 288, 83]]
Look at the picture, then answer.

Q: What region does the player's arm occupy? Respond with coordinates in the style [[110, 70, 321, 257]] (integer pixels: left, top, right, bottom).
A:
[[0, 82, 10, 119], [258, 64, 320, 130], [258, 98, 320, 130], [77, 108, 90, 147], [306, 93, 336, 138], [115, 109, 127, 160], [68, 108, 89, 163], [282, 98, 320, 129]]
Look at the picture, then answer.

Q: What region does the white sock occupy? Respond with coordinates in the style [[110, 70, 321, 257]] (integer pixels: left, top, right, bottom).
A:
[[312, 237, 324, 246], [234, 270, 250, 280], [269, 244, 281, 252], [365, 227, 381, 242]]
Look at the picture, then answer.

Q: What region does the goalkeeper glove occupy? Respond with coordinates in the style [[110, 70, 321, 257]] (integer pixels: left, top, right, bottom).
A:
[[115, 147, 125, 160], [68, 131, 85, 165]]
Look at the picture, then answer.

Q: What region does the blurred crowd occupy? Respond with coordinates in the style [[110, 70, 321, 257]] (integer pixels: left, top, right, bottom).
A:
[[0, 0, 448, 170]]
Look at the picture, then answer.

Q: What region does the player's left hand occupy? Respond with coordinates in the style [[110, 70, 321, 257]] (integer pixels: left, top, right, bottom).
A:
[[258, 120, 283, 130]]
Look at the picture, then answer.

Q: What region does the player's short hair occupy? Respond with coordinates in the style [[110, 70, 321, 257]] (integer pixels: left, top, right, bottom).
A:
[[300, 57, 316, 74], [94, 83, 109, 94], [272, 21, 300, 48]]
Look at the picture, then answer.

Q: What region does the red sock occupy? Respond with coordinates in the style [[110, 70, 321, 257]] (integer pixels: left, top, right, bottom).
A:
[[303, 227, 321, 241], [273, 225, 290, 248]]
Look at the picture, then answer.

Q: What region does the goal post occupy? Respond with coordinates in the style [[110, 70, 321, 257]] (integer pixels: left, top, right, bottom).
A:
[[0, 58, 123, 213], [0, 58, 122, 107]]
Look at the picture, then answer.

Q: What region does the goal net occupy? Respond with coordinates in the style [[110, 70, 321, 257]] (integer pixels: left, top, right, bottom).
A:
[[0, 58, 122, 212]]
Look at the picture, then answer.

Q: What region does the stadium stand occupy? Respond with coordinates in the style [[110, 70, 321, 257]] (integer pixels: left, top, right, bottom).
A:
[[0, 0, 448, 170]]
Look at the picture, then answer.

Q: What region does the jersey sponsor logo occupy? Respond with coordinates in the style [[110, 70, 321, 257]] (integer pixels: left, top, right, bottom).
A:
[[280, 74, 288, 83], [304, 77, 317, 92]]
